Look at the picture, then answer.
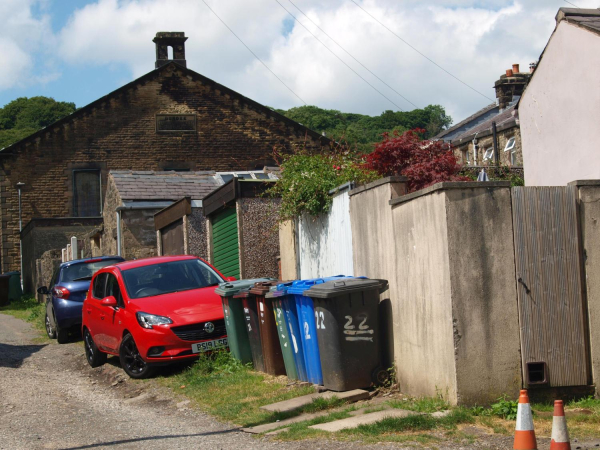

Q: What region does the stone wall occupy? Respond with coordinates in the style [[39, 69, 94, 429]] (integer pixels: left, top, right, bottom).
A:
[[239, 198, 280, 279], [100, 176, 120, 257], [454, 126, 523, 167], [21, 219, 101, 294], [35, 249, 62, 302], [0, 63, 327, 272], [121, 209, 161, 260]]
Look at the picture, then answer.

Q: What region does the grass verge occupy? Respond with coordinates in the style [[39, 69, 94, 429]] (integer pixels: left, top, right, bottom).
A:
[[0, 295, 48, 338], [158, 351, 320, 427]]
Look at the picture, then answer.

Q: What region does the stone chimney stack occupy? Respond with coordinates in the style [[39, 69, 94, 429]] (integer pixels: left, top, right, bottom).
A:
[[494, 64, 532, 110], [153, 32, 188, 69]]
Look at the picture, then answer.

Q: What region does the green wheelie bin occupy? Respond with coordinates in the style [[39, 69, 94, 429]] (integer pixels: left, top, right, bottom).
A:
[[215, 278, 275, 365]]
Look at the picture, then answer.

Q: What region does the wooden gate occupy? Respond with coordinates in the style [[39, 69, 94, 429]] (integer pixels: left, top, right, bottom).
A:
[[512, 186, 590, 387], [161, 219, 184, 255]]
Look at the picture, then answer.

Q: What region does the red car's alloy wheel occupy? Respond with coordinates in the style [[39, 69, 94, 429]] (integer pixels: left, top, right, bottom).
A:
[[119, 334, 155, 379]]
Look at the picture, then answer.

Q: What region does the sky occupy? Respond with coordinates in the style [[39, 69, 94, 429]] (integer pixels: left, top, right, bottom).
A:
[[1, 0, 598, 124]]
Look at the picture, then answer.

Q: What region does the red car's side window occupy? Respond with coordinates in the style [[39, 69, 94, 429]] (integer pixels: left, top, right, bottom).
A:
[[92, 273, 108, 299], [106, 274, 124, 308]]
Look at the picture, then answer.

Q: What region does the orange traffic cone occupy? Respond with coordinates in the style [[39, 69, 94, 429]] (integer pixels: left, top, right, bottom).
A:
[[514, 389, 537, 450], [550, 400, 571, 450]]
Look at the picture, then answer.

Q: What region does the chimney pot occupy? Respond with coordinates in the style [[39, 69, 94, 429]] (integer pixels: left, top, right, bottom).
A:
[[512, 63, 520, 74], [506, 69, 514, 77]]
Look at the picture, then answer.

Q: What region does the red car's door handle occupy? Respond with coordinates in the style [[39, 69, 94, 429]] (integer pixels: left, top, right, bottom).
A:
[[100, 315, 105, 320]]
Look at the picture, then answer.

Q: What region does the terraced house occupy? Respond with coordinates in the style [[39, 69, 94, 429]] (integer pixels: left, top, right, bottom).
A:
[[0, 32, 327, 291]]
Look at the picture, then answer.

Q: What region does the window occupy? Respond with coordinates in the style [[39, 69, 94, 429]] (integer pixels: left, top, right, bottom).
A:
[[73, 170, 101, 217], [504, 137, 516, 152], [106, 274, 124, 308], [215, 171, 278, 184], [483, 147, 494, 162], [62, 259, 122, 283], [92, 273, 108, 299]]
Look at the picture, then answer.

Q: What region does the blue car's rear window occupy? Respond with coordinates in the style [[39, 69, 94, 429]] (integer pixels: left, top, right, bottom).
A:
[[61, 259, 123, 283]]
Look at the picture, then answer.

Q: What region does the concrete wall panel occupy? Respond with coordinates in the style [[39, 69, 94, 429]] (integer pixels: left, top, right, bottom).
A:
[[391, 192, 457, 402], [445, 187, 521, 404]]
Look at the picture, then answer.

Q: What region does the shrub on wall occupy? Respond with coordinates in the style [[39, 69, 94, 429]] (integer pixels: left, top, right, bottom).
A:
[[365, 128, 470, 193], [269, 144, 378, 221]]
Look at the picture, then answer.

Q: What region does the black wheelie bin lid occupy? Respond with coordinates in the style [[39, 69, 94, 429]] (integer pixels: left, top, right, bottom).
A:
[[304, 278, 388, 298]]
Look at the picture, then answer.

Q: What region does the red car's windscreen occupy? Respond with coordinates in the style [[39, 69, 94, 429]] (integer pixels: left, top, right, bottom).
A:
[[122, 259, 223, 299]]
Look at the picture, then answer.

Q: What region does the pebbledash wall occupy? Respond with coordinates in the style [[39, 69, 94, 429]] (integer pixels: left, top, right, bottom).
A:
[[280, 177, 600, 404], [0, 58, 327, 275]]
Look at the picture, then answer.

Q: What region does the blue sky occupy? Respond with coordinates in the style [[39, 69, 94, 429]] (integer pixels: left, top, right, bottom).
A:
[[1, 0, 598, 121]]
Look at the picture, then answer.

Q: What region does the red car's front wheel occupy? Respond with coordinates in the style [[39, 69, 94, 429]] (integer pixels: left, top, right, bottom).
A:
[[119, 333, 155, 379]]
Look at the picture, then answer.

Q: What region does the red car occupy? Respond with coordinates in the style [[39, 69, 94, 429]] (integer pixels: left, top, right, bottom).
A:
[[82, 255, 231, 378]]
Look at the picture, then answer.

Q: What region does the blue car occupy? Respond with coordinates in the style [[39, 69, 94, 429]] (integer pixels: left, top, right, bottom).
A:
[[38, 256, 124, 343]]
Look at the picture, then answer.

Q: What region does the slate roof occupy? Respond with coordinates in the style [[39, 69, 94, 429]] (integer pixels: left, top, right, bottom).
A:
[[111, 171, 220, 201], [557, 8, 600, 36], [434, 103, 498, 141]]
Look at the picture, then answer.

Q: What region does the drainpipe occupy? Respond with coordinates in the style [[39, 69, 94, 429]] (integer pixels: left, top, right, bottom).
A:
[[116, 211, 122, 257], [492, 121, 499, 166]]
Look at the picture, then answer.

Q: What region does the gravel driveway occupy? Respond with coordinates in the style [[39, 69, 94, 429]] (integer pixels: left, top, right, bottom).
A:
[[0, 312, 534, 449]]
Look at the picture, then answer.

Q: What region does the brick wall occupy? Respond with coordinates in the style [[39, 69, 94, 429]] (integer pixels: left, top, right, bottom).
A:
[[239, 198, 281, 279], [0, 63, 327, 272]]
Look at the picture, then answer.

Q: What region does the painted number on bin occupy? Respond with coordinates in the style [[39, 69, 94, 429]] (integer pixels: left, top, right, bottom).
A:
[[315, 311, 326, 329], [303, 322, 311, 340], [343, 314, 373, 342]]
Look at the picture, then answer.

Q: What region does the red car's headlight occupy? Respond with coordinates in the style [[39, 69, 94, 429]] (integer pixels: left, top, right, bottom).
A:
[[136, 312, 173, 329]]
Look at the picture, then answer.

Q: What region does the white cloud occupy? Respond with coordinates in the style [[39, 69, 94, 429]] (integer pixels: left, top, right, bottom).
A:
[[0, 0, 58, 90], [5, 0, 600, 122]]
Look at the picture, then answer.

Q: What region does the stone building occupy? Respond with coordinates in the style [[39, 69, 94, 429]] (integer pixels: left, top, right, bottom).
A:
[[0, 32, 327, 289], [100, 170, 220, 261], [435, 65, 532, 169]]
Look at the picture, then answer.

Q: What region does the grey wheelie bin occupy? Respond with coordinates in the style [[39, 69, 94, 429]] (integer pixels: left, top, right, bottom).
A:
[[304, 278, 389, 391]]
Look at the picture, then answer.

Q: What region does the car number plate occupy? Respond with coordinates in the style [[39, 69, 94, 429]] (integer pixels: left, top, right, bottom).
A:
[[191, 338, 228, 353]]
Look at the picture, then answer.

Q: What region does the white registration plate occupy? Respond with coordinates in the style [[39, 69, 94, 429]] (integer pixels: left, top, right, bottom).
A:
[[191, 338, 228, 353]]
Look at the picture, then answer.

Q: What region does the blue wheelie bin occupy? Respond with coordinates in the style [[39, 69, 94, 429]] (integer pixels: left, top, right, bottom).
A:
[[269, 281, 308, 382], [287, 275, 351, 385]]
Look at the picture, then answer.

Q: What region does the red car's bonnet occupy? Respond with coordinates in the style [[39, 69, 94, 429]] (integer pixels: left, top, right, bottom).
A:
[[127, 287, 224, 325]]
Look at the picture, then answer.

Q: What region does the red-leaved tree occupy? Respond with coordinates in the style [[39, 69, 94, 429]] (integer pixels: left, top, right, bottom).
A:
[[365, 128, 470, 193]]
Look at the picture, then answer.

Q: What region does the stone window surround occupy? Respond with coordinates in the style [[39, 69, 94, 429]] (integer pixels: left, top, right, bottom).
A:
[[66, 162, 107, 217]]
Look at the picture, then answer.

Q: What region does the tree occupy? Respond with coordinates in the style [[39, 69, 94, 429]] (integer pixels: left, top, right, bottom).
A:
[[274, 104, 453, 153], [365, 128, 470, 193], [0, 97, 76, 148]]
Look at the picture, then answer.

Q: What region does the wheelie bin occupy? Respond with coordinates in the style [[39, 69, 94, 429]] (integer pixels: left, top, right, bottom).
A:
[[269, 281, 308, 381], [0, 273, 10, 306], [249, 281, 287, 376], [304, 278, 389, 391], [215, 278, 275, 365], [5, 271, 22, 302], [234, 288, 265, 372], [287, 275, 351, 386], [266, 283, 299, 381]]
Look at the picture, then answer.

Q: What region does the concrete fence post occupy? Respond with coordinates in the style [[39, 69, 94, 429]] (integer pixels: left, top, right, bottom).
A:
[[71, 236, 78, 261], [61, 248, 66, 263]]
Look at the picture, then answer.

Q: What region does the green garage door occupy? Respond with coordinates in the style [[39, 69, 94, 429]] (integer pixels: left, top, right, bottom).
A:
[[212, 207, 240, 279]]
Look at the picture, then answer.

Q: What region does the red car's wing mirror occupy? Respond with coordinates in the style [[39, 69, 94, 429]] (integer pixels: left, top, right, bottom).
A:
[[101, 296, 118, 307], [225, 276, 237, 282]]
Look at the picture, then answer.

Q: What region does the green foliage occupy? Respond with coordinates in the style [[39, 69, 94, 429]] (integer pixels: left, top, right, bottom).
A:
[[275, 104, 452, 152], [303, 396, 345, 413], [0, 96, 76, 148], [389, 395, 451, 413], [0, 295, 47, 336], [489, 396, 519, 420], [268, 145, 379, 220]]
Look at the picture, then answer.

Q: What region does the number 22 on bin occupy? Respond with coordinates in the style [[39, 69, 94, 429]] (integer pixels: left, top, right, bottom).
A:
[[343, 314, 373, 342]]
